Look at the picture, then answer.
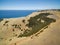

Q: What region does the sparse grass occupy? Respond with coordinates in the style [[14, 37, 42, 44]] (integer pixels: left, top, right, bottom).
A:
[[9, 39, 12, 41], [12, 29, 15, 31], [14, 43, 16, 45], [0, 38, 3, 40]]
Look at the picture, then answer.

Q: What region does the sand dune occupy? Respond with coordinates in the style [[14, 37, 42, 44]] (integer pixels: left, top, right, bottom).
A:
[[0, 10, 60, 45]]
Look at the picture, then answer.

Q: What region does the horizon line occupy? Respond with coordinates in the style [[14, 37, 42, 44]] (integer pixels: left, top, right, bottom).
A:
[[0, 8, 60, 10]]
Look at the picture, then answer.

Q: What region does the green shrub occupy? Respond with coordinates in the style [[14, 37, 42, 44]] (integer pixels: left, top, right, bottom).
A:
[[12, 24, 21, 29], [22, 19, 25, 23], [5, 21, 9, 23], [18, 13, 56, 37]]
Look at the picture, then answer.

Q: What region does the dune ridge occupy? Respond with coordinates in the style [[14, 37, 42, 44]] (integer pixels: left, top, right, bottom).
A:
[[0, 9, 60, 45]]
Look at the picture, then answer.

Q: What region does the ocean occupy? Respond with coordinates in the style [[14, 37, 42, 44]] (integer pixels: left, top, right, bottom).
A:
[[0, 10, 36, 18]]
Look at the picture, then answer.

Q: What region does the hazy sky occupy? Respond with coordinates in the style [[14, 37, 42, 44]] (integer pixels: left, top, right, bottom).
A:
[[0, 0, 60, 10]]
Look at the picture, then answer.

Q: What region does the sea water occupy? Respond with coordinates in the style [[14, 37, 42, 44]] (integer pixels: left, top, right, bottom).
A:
[[0, 10, 36, 18]]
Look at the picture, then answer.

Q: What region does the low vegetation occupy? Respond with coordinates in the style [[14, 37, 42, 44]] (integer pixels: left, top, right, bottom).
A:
[[22, 19, 25, 23], [0, 19, 3, 22], [18, 13, 56, 37], [9, 39, 12, 41], [3, 21, 9, 26], [5, 21, 9, 23], [12, 24, 21, 29]]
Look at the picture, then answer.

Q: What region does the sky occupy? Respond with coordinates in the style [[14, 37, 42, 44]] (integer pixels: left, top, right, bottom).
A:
[[0, 0, 60, 10]]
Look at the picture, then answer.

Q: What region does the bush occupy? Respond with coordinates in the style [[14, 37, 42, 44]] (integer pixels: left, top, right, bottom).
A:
[[18, 13, 56, 37], [12, 24, 21, 29], [22, 19, 25, 23], [5, 21, 9, 23]]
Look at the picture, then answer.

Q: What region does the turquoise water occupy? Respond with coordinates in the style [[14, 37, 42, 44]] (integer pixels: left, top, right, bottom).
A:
[[0, 10, 36, 18]]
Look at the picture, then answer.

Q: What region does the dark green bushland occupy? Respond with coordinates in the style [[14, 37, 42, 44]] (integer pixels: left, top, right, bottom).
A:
[[18, 13, 56, 37]]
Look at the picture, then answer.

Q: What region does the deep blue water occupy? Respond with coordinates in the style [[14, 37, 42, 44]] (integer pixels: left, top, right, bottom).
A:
[[0, 10, 36, 18]]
